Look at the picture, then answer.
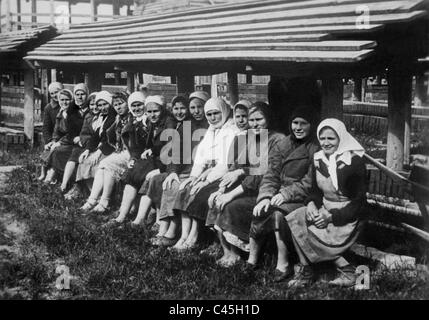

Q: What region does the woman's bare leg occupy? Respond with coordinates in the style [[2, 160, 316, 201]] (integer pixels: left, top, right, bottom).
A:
[[43, 168, 56, 183], [114, 184, 137, 222], [38, 166, 47, 181], [274, 211, 290, 272], [173, 212, 191, 248], [247, 237, 261, 266], [87, 169, 104, 202], [61, 161, 76, 191], [163, 217, 179, 239], [97, 170, 116, 207], [184, 218, 199, 247], [132, 195, 152, 225]]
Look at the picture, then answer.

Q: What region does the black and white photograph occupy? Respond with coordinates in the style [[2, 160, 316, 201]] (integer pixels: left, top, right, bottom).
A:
[[0, 0, 428, 304]]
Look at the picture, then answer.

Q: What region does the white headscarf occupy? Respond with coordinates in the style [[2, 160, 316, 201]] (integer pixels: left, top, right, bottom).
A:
[[204, 97, 231, 130], [128, 91, 147, 123], [314, 118, 365, 190]]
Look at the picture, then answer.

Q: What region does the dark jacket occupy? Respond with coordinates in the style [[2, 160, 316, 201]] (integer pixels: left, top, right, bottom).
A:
[[106, 113, 132, 152], [165, 118, 209, 175], [121, 118, 149, 160], [257, 136, 319, 203], [42, 100, 60, 143], [84, 112, 117, 155], [52, 108, 87, 145], [146, 114, 177, 172], [305, 154, 367, 226]]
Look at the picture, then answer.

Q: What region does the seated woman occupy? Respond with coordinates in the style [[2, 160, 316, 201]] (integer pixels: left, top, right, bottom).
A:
[[64, 91, 117, 199], [61, 91, 98, 194], [283, 118, 366, 288], [41, 87, 87, 183], [248, 107, 319, 282], [39, 81, 64, 181], [128, 92, 210, 243], [109, 95, 176, 219], [206, 102, 286, 267], [80, 91, 132, 212], [171, 97, 241, 251]]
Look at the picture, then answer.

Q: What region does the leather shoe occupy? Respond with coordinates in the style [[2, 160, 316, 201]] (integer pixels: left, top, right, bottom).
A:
[[274, 266, 294, 283]]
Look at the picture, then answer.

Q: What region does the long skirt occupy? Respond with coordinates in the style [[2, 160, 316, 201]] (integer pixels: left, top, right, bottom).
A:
[[157, 174, 190, 220], [138, 172, 168, 208], [97, 150, 130, 181], [250, 202, 304, 240], [186, 181, 220, 221], [76, 151, 108, 182], [68, 146, 85, 163], [286, 198, 360, 264], [49, 144, 74, 173], [123, 158, 156, 189]]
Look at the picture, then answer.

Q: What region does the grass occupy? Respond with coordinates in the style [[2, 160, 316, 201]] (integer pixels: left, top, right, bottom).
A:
[[0, 156, 429, 300]]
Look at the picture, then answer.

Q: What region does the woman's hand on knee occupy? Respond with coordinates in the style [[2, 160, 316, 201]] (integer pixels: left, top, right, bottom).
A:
[[163, 172, 179, 190], [306, 201, 318, 223], [179, 176, 196, 190], [313, 207, 332, 229], [79, 149, 90, 163], [271, 193, 286, 207], [253, 199, 271, 217]]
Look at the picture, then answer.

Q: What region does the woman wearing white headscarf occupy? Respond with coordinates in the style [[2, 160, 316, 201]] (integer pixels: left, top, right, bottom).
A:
[[171, 97, 240, 251], [283, 118, 367, 288]]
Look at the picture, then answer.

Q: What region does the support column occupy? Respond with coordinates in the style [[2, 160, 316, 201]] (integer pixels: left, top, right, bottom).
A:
[[113, 0, 120, 18], [31, 0, 37, 26], [41, 69, 49, 107], [227, 72, 239, 106], [24, 68, 35, 146], [86, 70, 104, 93], [90, 0, 97, 22], [5, 0, 12, 31], [68, 0, 72, 25], [211, 74, 218, 98], [51, 69, 57, 82], [414, 74, 427, 106], [352, 77, 362, 101], [127, 72, 135, 93], [321, 77, 344, 120], [176, 74, 195, 97], [50, 0, 55, 24], [16, 0, 21, 30], [386, 67, 412, 171]]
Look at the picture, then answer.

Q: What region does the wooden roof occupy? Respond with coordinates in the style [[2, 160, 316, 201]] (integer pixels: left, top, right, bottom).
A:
[[25, 0, 429, 76], [0, 25, 57, 55]]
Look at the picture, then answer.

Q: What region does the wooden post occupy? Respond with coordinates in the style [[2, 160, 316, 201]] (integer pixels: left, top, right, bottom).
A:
[[68, 0, 72, 25], [16, 0, 21, 30], [211, 74, 218, 98], [321, 77, 344, 120], [176, 75, 195, 97], [5, 0, 12, 31], [86, 71, 104, 93], [31, 0, 37, 26], [114, 72, 121, 85], [246, 73, 252, 84], [113, 0, 120, 18], [361, 78, 367, 102], [90, 0, 97, 22], [414, 74, 427, 106], [228, 72, 239, 106], [50, 0, 55, 25], [51, 69, 57, 82], [352, 77, 362, 101], [127, 72, 136, 93], [386, 67, 412, 171], [24, 68, 35, 146], [41, 69, 49, 107]]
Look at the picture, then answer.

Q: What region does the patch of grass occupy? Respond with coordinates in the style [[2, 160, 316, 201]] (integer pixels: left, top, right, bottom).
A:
[[1, 163, 429, 300]]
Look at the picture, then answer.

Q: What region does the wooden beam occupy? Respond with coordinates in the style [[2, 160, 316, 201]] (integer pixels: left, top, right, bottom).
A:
[[127, 72, 135, 93], [16, 0, 21, 30], [24, 68, 35, 146], [51, 69, 57, 82], [86, 71, 104, 93], [176, 74, 195, 97], [414, 74, 427, 106], [321, 77, 343, 120], [5, 0, 12, 32], [228, 72, 239, 106], [68, 0, 72, 25], [41, 69, 49, 108], [211, 74, 218, 97], [31, 0, 37, 25], [50, 0, 55, 25], [352, 77, 362, 101], [90, 0, 97, 22], [386, 68, 412, 171], [112, 0, 120, 18]]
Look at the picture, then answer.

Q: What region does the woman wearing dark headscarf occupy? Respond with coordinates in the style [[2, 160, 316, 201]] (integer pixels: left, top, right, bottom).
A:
[[247, 106, 319, 282], [284, 118, 366, 288], [206, 102, 286, 267], [107, 95, 176, 217], [42, 87, 87, 183]]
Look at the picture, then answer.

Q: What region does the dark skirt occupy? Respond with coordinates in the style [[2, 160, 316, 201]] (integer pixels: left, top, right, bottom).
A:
[[158, 174, 190, 220], [249, 202, 304, 240], [68, 146, 85, 163], [49, 144, 74, 173], [186, 181, 220, 221], [139, 172, 168, 208], [122, 157, 156, 189], [212, 196, 257, 241]]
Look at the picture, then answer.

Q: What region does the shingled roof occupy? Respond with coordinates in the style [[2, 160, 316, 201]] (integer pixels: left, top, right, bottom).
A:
[[24, 0, 428, 75]]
